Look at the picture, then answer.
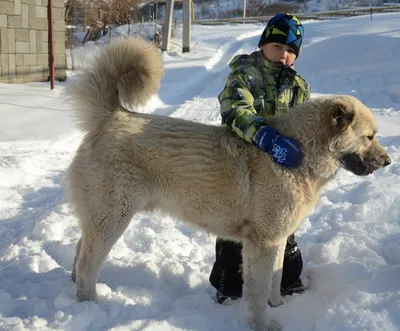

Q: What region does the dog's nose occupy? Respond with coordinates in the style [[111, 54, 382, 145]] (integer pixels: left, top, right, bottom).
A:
[[382, 155, 391, 167]]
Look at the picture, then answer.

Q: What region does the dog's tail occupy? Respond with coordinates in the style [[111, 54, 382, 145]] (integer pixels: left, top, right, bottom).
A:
[[68, 38, 164, 132]]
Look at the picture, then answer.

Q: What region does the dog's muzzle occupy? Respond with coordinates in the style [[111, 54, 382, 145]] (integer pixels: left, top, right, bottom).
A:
[[341, 152, 391, 176]]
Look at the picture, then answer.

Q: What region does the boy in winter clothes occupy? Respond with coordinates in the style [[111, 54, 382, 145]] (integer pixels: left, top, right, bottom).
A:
[[209, 13, 311, 304]]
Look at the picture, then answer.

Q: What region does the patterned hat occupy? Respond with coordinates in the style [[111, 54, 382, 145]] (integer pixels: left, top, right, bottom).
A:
[[258, 13, 304, 58]]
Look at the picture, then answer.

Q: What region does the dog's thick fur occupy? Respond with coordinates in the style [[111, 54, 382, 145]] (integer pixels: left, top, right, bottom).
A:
[[66, 38, 391, 331]]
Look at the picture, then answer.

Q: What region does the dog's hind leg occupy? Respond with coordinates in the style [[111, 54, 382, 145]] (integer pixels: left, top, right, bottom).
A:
[[75, 204, 136, 302], [71, 237, 82, 283], [242, 239, 282, 331]]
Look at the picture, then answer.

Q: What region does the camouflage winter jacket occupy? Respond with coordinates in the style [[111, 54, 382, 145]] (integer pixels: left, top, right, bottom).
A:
[[218, 50, 311, 143]]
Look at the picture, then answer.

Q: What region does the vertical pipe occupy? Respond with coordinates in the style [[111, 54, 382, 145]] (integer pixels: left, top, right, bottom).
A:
[[182, 0, 191, 53], [48, 0, 55, 90], [161, 0, 174, 52], [154, 1, 158, 42]]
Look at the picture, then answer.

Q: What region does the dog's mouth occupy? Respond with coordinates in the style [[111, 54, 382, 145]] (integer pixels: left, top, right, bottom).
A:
[[340, 153, 378, 176]]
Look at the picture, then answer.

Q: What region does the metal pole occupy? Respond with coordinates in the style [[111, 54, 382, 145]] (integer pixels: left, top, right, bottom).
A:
[[48, 0, 55, 90], [161, 0, 174, 52], [154, 0, 158, 42], [370, 0, 373, 20], [243, 0, 246, 22], [182, 0, 191, 52], [155, 0, 158, 22]]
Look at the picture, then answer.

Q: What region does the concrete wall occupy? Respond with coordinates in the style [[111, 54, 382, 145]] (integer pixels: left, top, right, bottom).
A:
[[0, 0, 66, 83]]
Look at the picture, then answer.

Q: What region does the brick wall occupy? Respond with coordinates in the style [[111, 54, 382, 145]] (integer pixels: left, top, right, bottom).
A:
[[0, 0, 66, 83]]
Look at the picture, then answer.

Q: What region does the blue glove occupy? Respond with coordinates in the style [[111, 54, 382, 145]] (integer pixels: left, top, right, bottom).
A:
[[252, 125, 304, 168]]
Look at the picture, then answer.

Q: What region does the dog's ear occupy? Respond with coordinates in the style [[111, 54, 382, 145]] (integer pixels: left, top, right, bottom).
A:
[[331, 105, 354, 132]]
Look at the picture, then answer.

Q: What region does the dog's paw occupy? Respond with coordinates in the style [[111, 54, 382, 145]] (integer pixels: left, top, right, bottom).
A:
[[250, 319, 282, 331], [76, 289, 97, 303], [268, 295, 284, 308], [267, 320, 282, 331]]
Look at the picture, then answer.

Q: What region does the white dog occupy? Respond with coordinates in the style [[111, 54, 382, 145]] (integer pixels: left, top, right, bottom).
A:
[[66, 38, 390, 331]]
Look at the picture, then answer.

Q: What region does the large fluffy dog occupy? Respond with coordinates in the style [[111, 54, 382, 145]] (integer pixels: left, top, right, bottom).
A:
[[66, 38, 391, 331]]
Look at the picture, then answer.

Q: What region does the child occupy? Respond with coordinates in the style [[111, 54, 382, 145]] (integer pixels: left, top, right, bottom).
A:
[[209, 12, 311, 304]]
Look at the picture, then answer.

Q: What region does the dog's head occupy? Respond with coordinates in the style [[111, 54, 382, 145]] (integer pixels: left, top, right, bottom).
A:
[[324, 95, 391, 176]]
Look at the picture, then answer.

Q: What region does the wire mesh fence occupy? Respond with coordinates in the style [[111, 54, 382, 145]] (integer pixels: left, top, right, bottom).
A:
[[64, 1, 171, 70]]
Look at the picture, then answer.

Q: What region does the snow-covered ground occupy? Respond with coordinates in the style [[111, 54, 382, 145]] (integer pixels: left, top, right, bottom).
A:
[[1, 13, 400, 331]]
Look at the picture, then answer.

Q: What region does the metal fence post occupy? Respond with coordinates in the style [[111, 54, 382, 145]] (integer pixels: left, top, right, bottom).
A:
[[161, 0, 174, 52], [183, 0, 191, 52]]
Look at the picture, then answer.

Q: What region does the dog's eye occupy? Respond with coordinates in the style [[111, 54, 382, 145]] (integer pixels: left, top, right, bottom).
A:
[[367, 135, 374, 141]]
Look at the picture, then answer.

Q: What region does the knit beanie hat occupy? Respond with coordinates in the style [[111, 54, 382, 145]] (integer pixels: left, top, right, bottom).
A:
[[258, 13, 304, 58]]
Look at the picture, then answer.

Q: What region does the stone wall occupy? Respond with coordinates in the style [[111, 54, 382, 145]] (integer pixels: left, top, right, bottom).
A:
[[0, 0, 66, 83]]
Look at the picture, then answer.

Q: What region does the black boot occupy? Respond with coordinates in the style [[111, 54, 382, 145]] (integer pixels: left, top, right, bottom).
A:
[[209, 238, 243, 303], [210, 234, 304, 304], [280, 234, 304, 296]]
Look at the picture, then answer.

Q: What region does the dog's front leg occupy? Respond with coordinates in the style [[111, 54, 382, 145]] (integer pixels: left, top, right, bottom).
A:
[[242, 239, 282, 331], [268, 239, 286, 307]]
